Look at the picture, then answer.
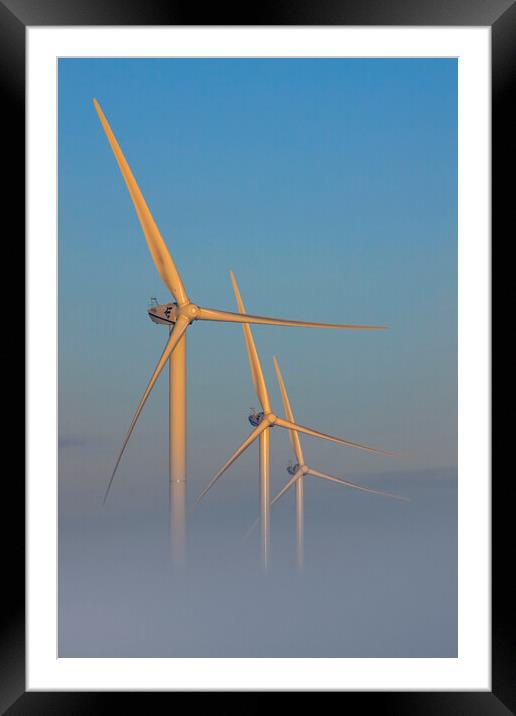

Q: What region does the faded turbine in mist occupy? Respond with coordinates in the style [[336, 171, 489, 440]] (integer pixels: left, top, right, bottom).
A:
[[268, 356, 408, 570]]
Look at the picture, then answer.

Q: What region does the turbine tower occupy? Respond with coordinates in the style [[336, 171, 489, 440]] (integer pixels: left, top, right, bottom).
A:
[[93, 99, 385, 565], [196, 273, 396, 570], [271, 356, 408, 570]]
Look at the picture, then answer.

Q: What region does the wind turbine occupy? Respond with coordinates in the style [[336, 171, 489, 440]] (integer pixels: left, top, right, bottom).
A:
[[196, 273, 395, 570], [270, 356, 408, 570], [93, 99, 385, 565]]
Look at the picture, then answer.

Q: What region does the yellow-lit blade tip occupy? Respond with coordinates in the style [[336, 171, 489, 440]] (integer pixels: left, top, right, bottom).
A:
[[92, 98, 189, 305]]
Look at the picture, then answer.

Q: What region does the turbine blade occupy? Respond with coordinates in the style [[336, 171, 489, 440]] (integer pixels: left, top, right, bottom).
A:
[[307, 468, 409, 501], [196, 421, 268, 504], [93, 99, 189, 305], [198, 306, 385, 331], [274, 417, 397, 457], [270, 468, 305, 506], [272, 356, 304, 465], [103, 315, 189, 504], [229, 272, 271, 413]]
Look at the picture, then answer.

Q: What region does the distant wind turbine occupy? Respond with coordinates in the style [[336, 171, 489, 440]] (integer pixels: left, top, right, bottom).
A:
[[93, 98, 385, 565], [196, 273, 396, 570], [269, 356, 408, 570]]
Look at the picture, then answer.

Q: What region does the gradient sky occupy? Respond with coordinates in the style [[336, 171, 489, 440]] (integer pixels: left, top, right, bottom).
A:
[[58, 57, 457, 508]]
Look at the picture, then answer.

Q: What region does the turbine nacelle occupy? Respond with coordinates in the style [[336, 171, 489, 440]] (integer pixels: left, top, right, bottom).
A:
[[148, 302, 200, 326], [287, 461, 304, 476], [248, 411, 280, 428], [148, 302, 178, 326], [248, 409, 265, 427]]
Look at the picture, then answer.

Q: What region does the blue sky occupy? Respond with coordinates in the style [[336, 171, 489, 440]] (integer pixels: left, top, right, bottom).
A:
[[58, 58, 457, 506]]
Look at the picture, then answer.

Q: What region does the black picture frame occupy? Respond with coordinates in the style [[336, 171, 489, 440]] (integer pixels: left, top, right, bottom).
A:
[[4, 0, 508, 711]]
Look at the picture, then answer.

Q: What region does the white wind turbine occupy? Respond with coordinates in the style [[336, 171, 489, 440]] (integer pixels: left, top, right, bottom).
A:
[[269, 356, 408, 570], [93, 98, 385, 565], [196, 272, 396, 570]]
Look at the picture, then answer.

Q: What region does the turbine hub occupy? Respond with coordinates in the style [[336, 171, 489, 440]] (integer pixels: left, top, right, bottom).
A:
[[266, 413, 277, 426], [180, 303, 200, 320]]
